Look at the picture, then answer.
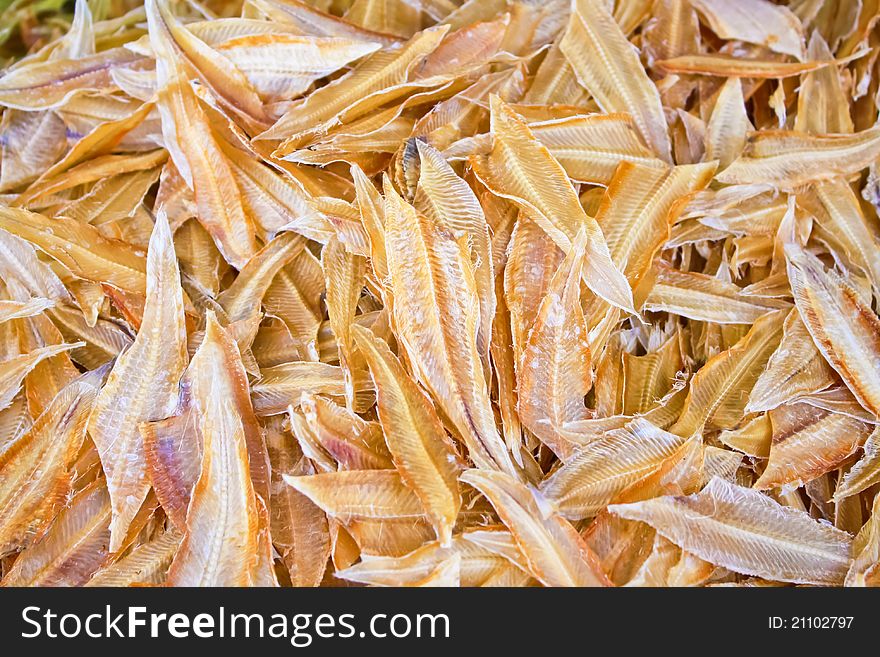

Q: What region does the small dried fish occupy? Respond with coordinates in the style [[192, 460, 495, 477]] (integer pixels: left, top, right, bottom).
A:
[[88, 213, 186, 551], [611, 477, 852, 585], [1, 0, 879, 589]]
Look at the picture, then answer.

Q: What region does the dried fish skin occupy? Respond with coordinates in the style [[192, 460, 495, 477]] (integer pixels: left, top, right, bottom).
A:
[[259, 25, 448, 145], [251, 361, 367, 415], [0, 206, 148, 295], [655, 53, 848, 78], [414, 140, 494, 369], [596, 162, 716, 291], [2, 479, 111, 587], [0, 343, 81, 413], [705, 78, 750, 170], [835, 427, 880, 501], [845, 493, 880, 587], [531, 113, 666, 185], [337, 536, 525, 587], [266, 426, 329, 588], [717, 127, 880, 187], [87, 529, 181, 587], [284, 470, 427, 523], [141, 396, 201, 531], [671, 309, 787, 437], [747, 308, 836, 414], [644, 265, 789, 324], [690, 0, 806, 60], [0, 48, 146, 111]]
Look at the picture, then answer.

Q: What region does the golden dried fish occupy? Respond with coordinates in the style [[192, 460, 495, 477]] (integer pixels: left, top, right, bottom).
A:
[[801, 181, 880, 298], [353, 324, 461, 545], [655, 53, 850, 78], [834, 427, 880, 501], [338, 536, 526, 587], [260, 26, 447, 145], [322, 235, 366, 409], [0, 111, 68, 193], [472, 97, 635, 313], [796, 32, 853, 135], [845, 493, 880, 587], [747, 308, 836, 413], [503, 215, 563, 365], [755, 403, 870, 489], [414, 140, 494, 368], [517, 229, 592, 456], [541, 420, 688, 520], [644, 265, 787, 324], [152, 43, 259, 268], [252, 361, 371, 415], [36, 102, 158, 185], [671, 310, 786, 437], [383, 179, 515, 475], [218, 231, 305, 328], [266, 426, 329, 587], [461, 469, 611, 587], [622, 332, 684, 416], [611, 477, 852, 585], [560, 0, 671, 161], [0, 48, 145, 110], [217, 34, 381, 103], [285, 470, 427, 523], [530, 114, 666, 186], [167, 314, 275, 587], [0, 206, 147, 294], [300, 393, 391, 470], [643, 0, 701, 66], [787, 243, 880, 417], [88, 214, 186, 551], [0, 343, 80, 412], [142, 412, 195, 527], [253, 0, 400, 46], [597, 162, 716, 291], [690, 0, 806, 60], [146, 0, 269, 129], [719, 414, 772, 458], [706, 78, 750, 170], [717, 127, 880, 187], [0, 376, 97, 555], [1, 479, 111, 586], [86, 529, 181, 587]]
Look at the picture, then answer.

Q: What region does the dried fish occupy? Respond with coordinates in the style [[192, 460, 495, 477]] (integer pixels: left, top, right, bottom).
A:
[[611, 477, 852, 585], [353, 325, 461, 545], [1, 0, 878, 589], [88, 213, 186, 551], [461, 469, 611, 587]]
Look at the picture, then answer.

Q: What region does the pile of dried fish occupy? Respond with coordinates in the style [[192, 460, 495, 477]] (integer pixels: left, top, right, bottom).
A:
[[0, 0, 879, 587]]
